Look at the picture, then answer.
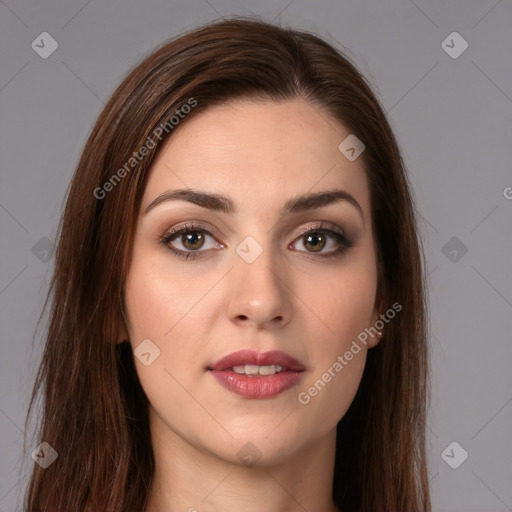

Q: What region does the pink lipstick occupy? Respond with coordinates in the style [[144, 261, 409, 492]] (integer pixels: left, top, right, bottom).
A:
[[207, 349, 306, 399]]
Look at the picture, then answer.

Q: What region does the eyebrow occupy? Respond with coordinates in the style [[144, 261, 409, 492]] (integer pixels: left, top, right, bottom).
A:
[[144, 188, 364, 221]]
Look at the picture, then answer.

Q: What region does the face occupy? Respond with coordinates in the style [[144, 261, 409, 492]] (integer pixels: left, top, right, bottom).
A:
[[122, 97, 381, 466]]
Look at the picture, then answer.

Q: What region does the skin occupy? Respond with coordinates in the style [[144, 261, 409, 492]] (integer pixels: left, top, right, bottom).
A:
[[120, 97, 383, 512]]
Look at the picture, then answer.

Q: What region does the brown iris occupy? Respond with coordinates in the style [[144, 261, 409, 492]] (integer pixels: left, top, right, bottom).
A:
[[303, 232, 326, 252], [182, 232, 205, 250]]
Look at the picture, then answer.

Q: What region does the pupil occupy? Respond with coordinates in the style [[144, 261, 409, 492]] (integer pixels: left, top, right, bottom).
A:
[[180, 232, 327, 252], [184, 232, 203, 250], [306, 233, 325, 252]]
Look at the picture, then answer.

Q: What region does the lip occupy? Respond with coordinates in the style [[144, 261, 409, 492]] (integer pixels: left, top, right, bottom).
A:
[[207, 349, 306, 372], [207, 349, 306, 399]]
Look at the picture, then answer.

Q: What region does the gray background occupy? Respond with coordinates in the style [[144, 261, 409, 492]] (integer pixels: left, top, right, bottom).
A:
[[1, 1, 511, 511]]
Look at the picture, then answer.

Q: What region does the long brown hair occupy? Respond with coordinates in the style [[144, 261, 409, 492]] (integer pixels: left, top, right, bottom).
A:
[[23, 16, 430, 511]]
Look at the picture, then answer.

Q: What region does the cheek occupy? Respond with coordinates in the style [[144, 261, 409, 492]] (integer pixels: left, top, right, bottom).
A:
[[297, 354, 366, 431], [293, 260, 377, 426], [298, 255, 377, 347], [295, 303, 370, 435], [124, 253, 203, 343], [123, 252, 216, 390], [123, 257, 205, 419]]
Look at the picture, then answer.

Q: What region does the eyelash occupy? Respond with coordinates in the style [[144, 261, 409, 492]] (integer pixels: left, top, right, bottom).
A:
[[158, 222, 354, 261]]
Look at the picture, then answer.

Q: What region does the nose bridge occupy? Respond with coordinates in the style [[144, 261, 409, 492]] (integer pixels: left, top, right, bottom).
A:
[[227, 232, 292, 327]]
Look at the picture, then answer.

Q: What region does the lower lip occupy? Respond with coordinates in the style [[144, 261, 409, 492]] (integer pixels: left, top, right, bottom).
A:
[[208, 370, 304, 398]]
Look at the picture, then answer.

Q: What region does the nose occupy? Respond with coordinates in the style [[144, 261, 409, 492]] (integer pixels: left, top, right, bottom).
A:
[[226, 244, 293, 330]]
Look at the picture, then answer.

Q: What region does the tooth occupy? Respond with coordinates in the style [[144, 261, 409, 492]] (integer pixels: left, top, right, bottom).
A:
[[229, 364, 285, 375], [245, 364, 260, 375], [258, 365, 276, 375]]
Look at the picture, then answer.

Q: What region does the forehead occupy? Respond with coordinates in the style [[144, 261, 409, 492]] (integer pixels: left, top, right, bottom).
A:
[[143, 97, 371, 217]]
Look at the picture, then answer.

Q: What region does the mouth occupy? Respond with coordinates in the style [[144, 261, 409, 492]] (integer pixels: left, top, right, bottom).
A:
[[207, 349, 306, 372], [223, 364, 288, 376], [206, 349, 306, 399]]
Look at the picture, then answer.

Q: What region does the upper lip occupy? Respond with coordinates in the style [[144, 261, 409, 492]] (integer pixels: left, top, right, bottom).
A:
[[208, 349, 306, 372]]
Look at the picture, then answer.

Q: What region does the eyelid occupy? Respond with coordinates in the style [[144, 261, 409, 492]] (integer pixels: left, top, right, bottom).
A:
[[293, 221, 346, 240], [159, 220, 353, 260], [163, 220, 346, 243], [164, 220, 221, 240]]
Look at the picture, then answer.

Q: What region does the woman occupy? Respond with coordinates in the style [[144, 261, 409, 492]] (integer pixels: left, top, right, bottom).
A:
[[24, 17, 430, 512]]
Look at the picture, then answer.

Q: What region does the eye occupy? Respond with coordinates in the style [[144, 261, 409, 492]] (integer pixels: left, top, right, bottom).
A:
[[159, 223, 221, 260], [159, 222, 353, 261], [291, 224, 353, 258]]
